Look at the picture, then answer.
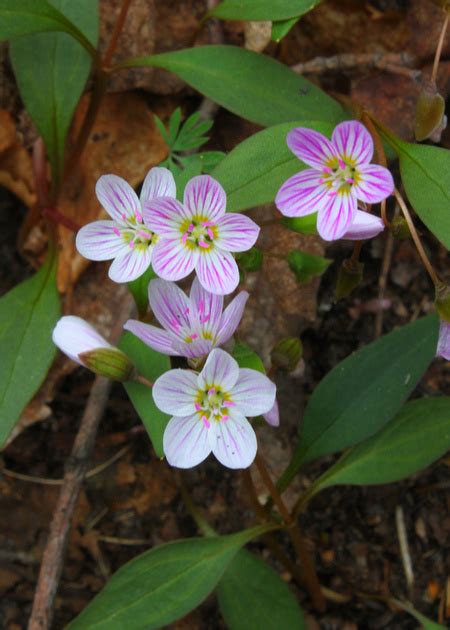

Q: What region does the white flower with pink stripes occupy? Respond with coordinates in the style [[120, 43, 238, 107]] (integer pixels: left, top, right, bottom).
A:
[[153, 348, 276, 469], [143, 175, 260, 295], [276, 121, 394, 241], [76, 167, 176, 283], [124, 277, 249, 359]]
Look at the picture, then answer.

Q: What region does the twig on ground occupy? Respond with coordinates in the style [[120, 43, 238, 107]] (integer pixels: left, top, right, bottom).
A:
[[374, 205, 399, 338], [198, 0, 223, 120], [28, 296, 133, 630], [291, 52, 419, 79], [395, 505, 415, 594]]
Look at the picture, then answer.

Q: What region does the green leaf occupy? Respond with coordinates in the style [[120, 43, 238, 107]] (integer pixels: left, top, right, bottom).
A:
[[218, 549, 306, 630], [0, 0, 96, 54], [281, 213, 318, 235], [119, 332, 170, 458], [210, 0, 322, 21], [392, 601, 447, 630], [232, 343, 265, 373], [67, 524, 275, 630], [384, 134, 450, 249], [212, 121, 335, 212], [168, 107, 182, 145], [0, 252, 60, 447], [127, 265, 157, 318], [123, 46, 344, 127], [10, 0, 99, 186], [287, 249, 331, 283], [174, 156, 204, 197], [271, 16, 299, 42], [310, 398, 450, 494], [278, 315, 439, 492]]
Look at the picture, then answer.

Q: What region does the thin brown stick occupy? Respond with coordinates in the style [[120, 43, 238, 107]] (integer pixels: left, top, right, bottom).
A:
[[291, 52, 418, 79], [431, 11, 449, 84], [28, 298, 133, 630], [103, 0, 133, 68], [374, 205, 398, 338]]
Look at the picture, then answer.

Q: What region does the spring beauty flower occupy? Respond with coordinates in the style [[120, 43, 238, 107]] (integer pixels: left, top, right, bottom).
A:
[[76, 167, 176, 282], [342, 209, 385, 240], [143, 175, 260, 295], [153, 348, 276, 469], [437, 320, 450, 360], [124, 277, 249, 359], [275, 121, 394, 241]]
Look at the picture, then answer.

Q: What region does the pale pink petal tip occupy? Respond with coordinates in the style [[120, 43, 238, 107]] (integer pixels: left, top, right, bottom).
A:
[[140, 166, 176, 204], [95, 174, 140, 223], [343, 210, 385, 241], [331, 120, 374, 165], [52, 316, 112, 365], [287, 127, 337, 169], [183, 175, 226, 221], [317, 192, 357, 241], [437, 320, 450, 360], [263, 399, 280, 427]]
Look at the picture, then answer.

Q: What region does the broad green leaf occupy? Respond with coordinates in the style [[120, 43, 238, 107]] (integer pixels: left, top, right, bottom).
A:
[[127, 265, 157, 318], [10, 0, 99, 187], [287, 250, 331, 283], [119, 332, 170, 458], [218, 549, 306, 630], [309, 398, 450, 494], [0, 252, 60, 447], [272, 16, 299, 42], [212, 121, 335, 212], [281, 213, 318, 235], [0, 0, 96, 54], [232, 343, 265, 373], [67, 524, 274, 630], [383, 133, 450, 249], [278, 315, 439, 492], [123, 46, 344, 127], [210, 0, 322, 20]]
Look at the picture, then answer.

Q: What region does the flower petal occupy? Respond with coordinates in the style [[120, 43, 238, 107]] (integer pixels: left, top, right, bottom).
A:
[[216, 291, 249, 345], [215, 213, 260, 252], [153, 369, 198, 415], [96, 174, 140, 223], [210, 412, 257, 469], [148, 278, 191, 336], [437, 320, 450, 360], [143, 197, 190, 237], [353, 164, 394, 204], [76, 220, 128, 261], [317, 191, 357, 241], [140, 167, 176, 204], [52, 316, 111, 364], [263, 400, 280, 427], [275, 169, 329, 218], [163, 414, 211, 468], [287, 127, 337, 169], [108, 246, 152, 283], [343, 210, 385, 241], [183, 175, 226, 221], [152, 239, 198, 282], [196, 248, 239, 295], [332, 121, 373, 165], [230, 368, 276, 416], [198, 348, 239, 391], [123, 320, 177, 355], [189, 276, 224, 336], [172, 337, 214, 359]]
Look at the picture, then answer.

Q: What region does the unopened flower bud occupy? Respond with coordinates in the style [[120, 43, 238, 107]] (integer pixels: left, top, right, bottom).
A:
[[271, 337, 302, 371], [335, 260, 364, 300], [390, 216, 411, 240], [79, 347, 134, 381], [435, 283, 450, 322], [414, 81, 447, 142], [236, 247, 263, 272]]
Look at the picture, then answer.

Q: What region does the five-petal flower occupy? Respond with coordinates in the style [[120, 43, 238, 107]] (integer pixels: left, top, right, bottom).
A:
[[153, 348, 276, 469], [143, 175, 260, 295], [76, 167, 176, 283], [124, 277, 249, 359], [275, 121, 394, 241]]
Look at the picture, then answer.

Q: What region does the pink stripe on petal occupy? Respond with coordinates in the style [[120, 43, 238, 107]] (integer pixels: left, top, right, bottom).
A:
[[108, 246, 152, 283], [163, 415, 211, 468], [148, 278, 191, 336], [140, 167, 176, 204], [172, 337, 213, 359], [96, 175, 140, 223], [189, 277, 224, 336], [152, 239, 198, 282], [342, 210, 385, 241], [123, 320, 177, 355], [317, 192, 357, 241], [210, 412, 257, 469], [353, 164, 394, 204], [143, 197, 189, 236], [183, 175, 226, 221], [230, 368, 276, 417], [215, 213, 260, 252], [332, 121, 373, 165], [287, 127, 337, 169], [76, 220, 128, 261], [153, 369, 199, 415], [198, 348, 239, 391], [216, 291, 249, 346], [195, 248, 239, 295], [276, 169, 330, 218]]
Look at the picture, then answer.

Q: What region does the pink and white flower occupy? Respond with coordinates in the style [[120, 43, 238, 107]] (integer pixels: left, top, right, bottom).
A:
[[143, 175, 260, 295], [124, 277, 249, 359], [275, 121, 394, 241], [153, 348, 276, 469], [52, 316, 112, 365], [342, 209, 385, 240], [437, 320, 450, 360], [76, 167, 176, 283]]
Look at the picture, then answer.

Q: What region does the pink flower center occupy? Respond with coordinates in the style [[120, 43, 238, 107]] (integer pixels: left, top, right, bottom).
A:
[[321, 157, 358, 193], [115, 211, 156, 250], [180, 217, 217, 251], [195, 385, 235, 425]]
